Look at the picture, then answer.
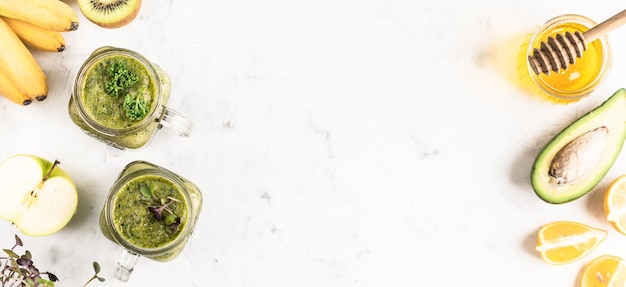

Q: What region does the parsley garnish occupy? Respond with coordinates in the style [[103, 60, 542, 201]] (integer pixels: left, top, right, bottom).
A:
[[123, 90, 149, 121], [104, 61, 138, 98], [102, 60, 150, 121]]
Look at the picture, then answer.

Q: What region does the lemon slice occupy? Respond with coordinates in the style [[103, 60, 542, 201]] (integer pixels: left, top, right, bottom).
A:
[[535, 221, 607, 265]]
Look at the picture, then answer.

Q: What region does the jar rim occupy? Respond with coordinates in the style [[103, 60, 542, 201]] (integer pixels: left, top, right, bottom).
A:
[[525, 14, 612, 101], [73, 47, 164, 136], [104, 164, 194, 255]]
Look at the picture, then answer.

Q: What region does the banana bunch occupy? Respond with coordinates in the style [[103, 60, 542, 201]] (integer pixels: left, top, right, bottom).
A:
[[0, 0, 79, 106]]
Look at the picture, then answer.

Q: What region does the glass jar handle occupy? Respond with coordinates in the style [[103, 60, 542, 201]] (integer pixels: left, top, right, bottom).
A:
[[159, 107, 193, 137], [114, 249, 141, 282]]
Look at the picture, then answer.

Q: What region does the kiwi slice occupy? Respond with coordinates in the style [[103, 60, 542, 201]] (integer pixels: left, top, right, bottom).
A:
[[78, 0, 142, 29]]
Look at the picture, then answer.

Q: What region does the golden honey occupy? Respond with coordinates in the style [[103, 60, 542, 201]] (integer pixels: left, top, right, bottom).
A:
[[518, 14, 611, 103]]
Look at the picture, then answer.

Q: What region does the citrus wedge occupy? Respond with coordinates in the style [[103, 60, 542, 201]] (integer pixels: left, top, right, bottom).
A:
[[580, 255, 626, 287], [535, 221, 607, 265], [604, 175, 626, 235]]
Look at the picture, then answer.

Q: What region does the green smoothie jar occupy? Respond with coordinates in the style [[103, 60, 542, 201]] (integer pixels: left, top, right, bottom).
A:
[[100, 161, 202, 282], [69, 46, 193, 150]]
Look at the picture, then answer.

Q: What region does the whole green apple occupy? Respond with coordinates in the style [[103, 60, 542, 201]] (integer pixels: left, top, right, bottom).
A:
[[0, 154, 78, 236]]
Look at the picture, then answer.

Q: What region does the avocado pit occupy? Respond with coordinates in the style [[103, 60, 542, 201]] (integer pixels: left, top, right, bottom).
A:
[[549, 126, 608, 185]]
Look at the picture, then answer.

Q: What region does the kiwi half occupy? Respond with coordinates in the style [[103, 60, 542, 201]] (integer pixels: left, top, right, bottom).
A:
[[78, 0, 142, 29]]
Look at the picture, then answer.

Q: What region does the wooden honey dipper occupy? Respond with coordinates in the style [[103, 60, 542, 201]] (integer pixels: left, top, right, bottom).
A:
[[528, 9, 626, 75]]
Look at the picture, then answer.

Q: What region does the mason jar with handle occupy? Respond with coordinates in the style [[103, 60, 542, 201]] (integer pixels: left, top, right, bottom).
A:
[[99, 160, 203, 282], [69, 46, 193, 150]]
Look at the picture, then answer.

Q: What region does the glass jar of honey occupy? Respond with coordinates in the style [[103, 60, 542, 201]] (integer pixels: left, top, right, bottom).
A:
[[519, 14, 612, 103]]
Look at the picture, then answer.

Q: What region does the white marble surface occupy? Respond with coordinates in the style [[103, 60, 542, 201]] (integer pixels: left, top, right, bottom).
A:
[[3, 0, 626, 286]]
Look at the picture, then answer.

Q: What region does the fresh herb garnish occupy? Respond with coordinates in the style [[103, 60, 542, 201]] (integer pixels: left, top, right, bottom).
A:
[[123, 89, 149, 121], [0, 234, 58, 287], [140, 183, 156, 198], [81, 262, 105, 287], [103, 61, 150, 121], [0, 235, 105, 287], [104, 61, 138, 98], [140, 183, 182, 233]]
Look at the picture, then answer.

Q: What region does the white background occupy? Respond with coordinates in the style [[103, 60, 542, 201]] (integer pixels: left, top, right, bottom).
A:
[[2, 0, 626, 286]]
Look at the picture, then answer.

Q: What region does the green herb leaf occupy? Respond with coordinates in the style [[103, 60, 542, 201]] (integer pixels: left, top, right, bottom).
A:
[[14, 234, 22, 247], [38, 278, 56, 287], [104, 61, 138, 98], [81, 261, 105, 287], [3, 249, 18, 258], [47, 272, 59, 282], [164, 214, 177, 225], [123, 92, 149, 121], [0, 235, 67, 287], [140, 184, 152, 198], [166, 217, 182, 234], [92, 262, 101, 274]]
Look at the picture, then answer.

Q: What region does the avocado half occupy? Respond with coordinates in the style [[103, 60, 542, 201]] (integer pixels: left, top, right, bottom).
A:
[[531, 88, 626, 204]]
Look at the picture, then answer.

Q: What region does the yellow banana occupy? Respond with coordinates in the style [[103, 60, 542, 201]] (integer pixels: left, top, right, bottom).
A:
[[2, 16, 65, 52], [0, 0, 78, 32], [0, 17, 48, 101], [0, 66, 33, 105]]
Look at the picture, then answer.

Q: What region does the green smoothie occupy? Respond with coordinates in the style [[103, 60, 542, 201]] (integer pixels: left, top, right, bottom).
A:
[[100, 161, 202, 266], [111, 174, 188, 250], [70, 47, 184, 150], [81, 55, 157, 130]]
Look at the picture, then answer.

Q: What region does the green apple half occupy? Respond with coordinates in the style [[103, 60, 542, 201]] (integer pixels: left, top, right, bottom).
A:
[[0, 155, 78, 236]]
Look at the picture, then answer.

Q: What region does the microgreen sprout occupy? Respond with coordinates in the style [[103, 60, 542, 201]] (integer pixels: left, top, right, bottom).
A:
[[81, 262, 105, 287], [163, 214, 177, 225], [148, 199, 176, 221], [165, 217, 182, 234], [1, 234, 57, 287], [140, 183, 182, 232], [0, 235, 105, 287], [140, 183, 156, 198]]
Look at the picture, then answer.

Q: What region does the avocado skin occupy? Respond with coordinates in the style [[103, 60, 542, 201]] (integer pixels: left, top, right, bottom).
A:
[[531, 88, 626, 204]]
